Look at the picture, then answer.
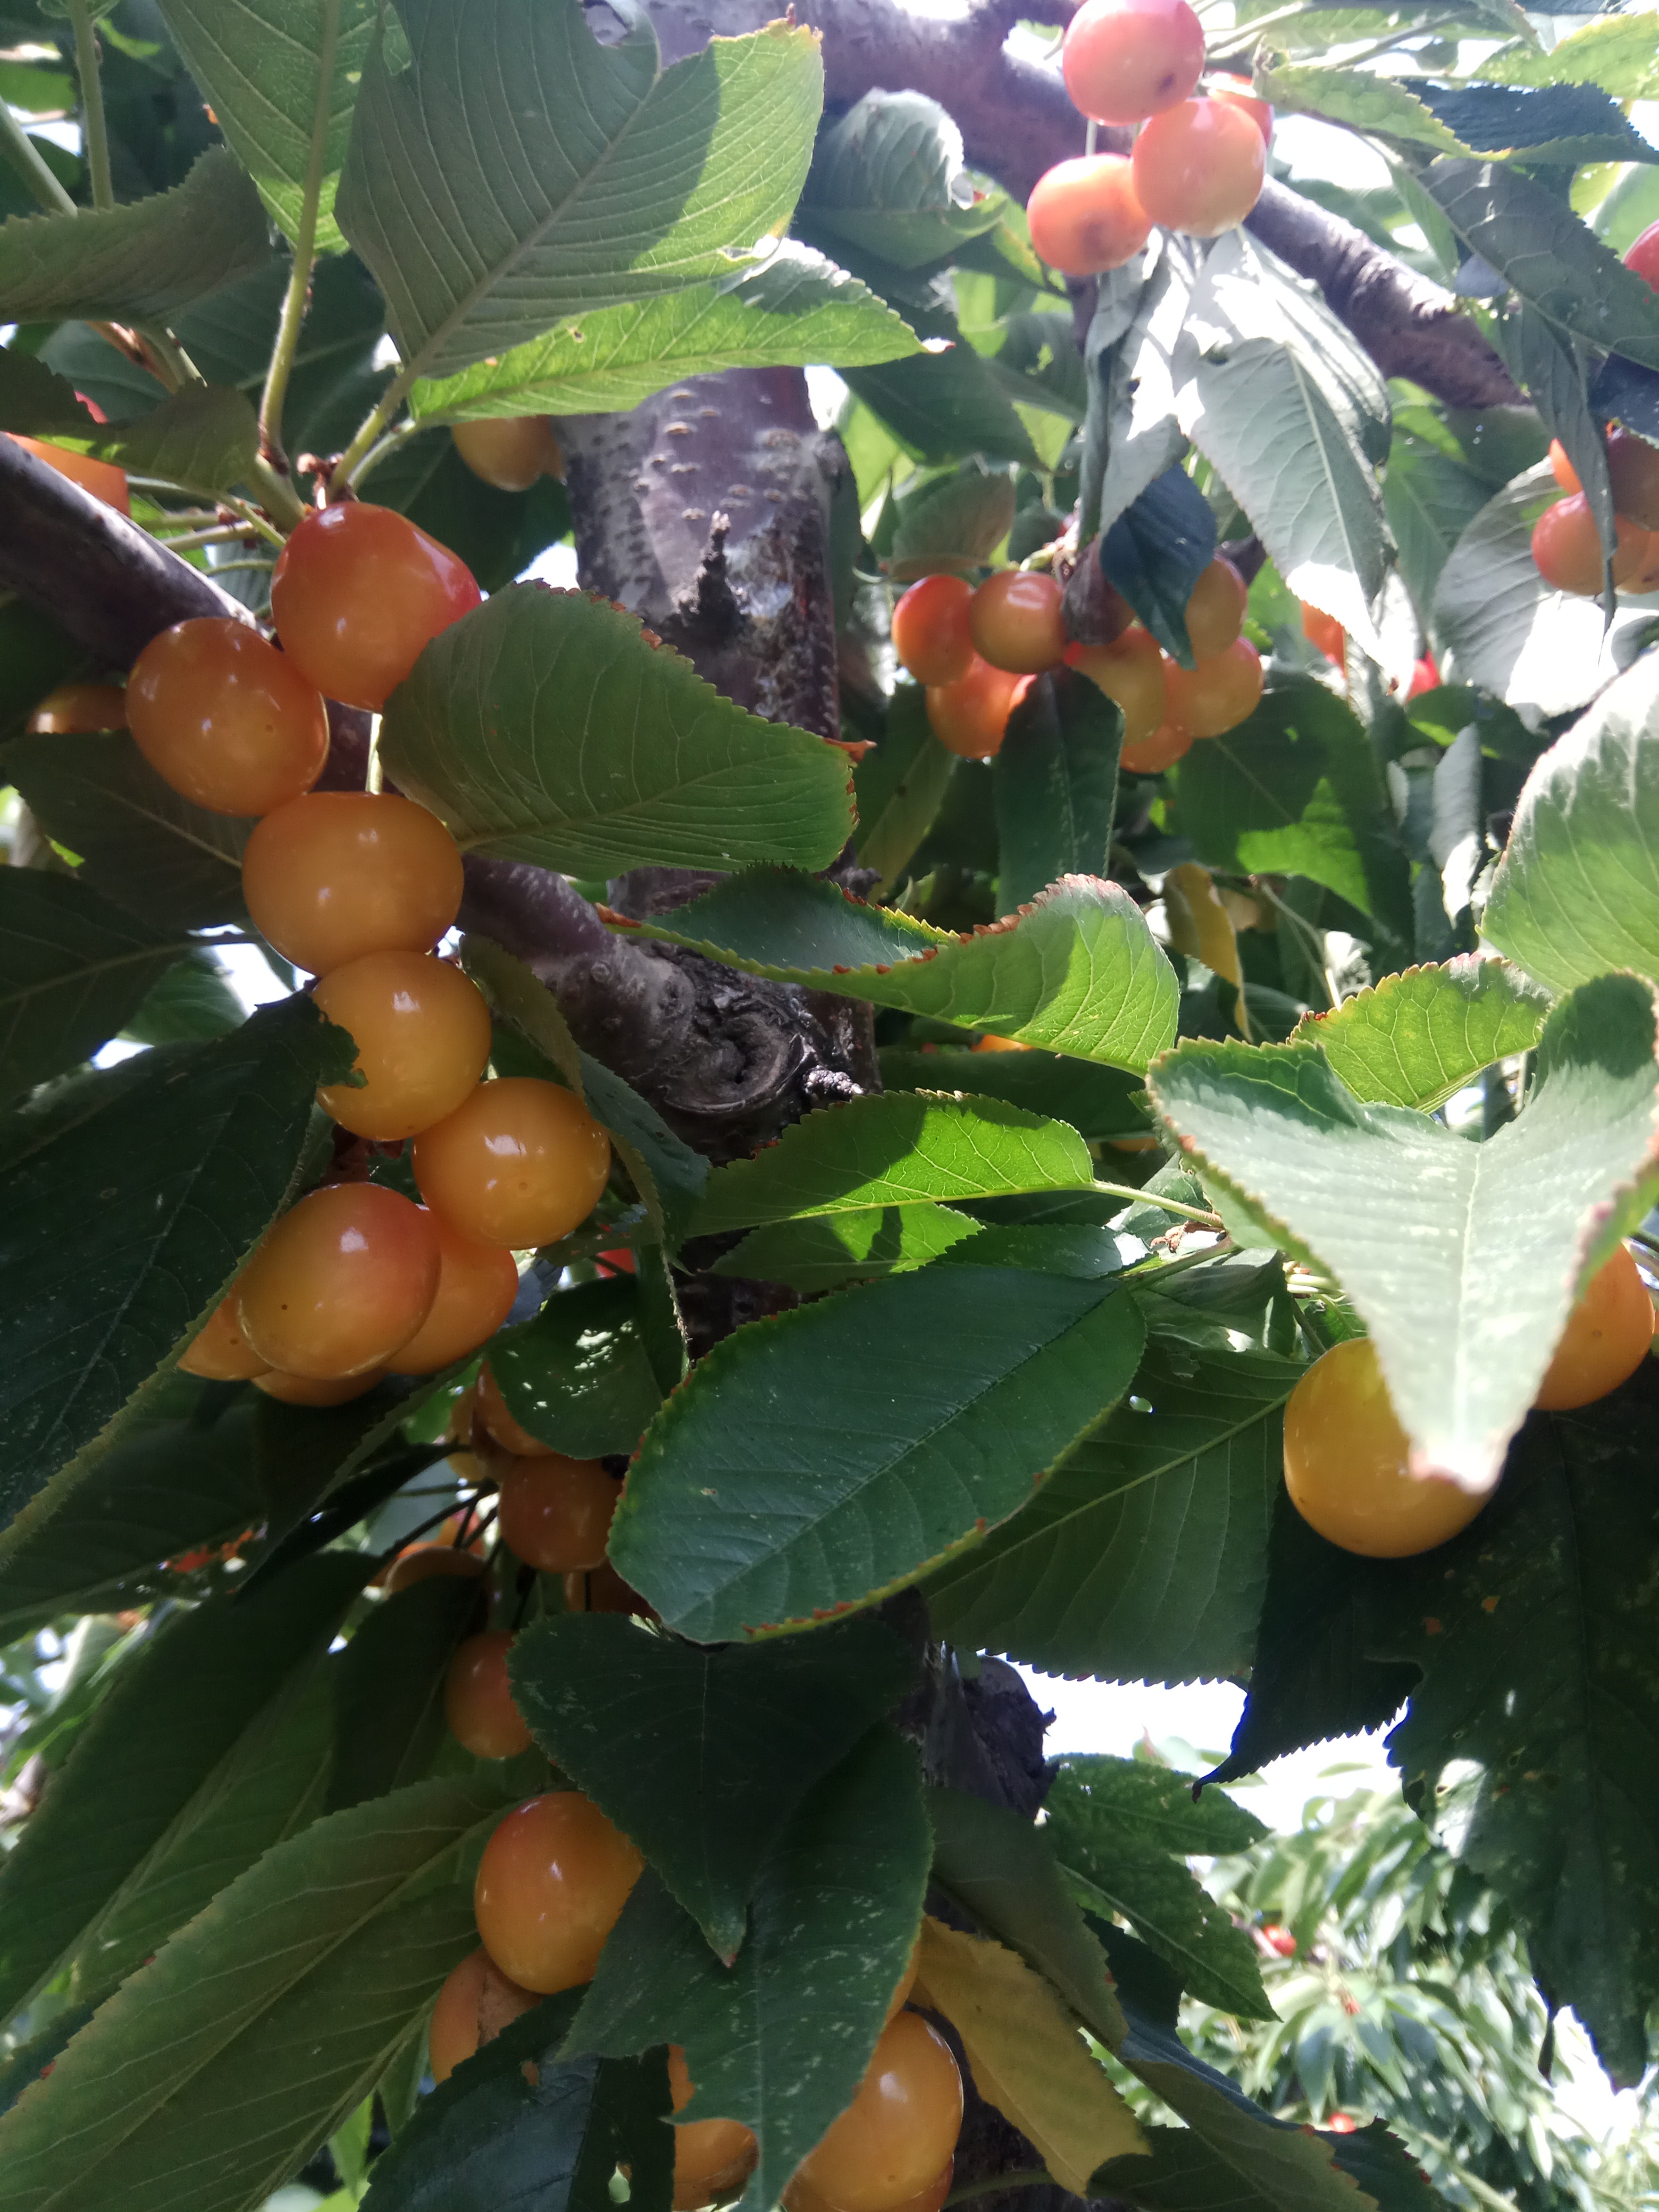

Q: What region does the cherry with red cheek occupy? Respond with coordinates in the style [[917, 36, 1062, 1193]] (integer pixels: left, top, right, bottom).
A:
[[270, 502, 480, 711]]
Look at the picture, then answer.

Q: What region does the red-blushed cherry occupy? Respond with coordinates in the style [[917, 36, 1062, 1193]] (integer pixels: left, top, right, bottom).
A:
[[891, 574, 976, 688], [270, 502, 481, 711], [1026, 156, 1151, 277], [1132, 98, 1267, 236], [969, 570, 1067, 674], [1062, 0, 1204, 125]]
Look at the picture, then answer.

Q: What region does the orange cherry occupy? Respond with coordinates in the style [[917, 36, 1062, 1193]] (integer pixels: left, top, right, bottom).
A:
[[253, 1367, 384, 1406], [891, 575, 975, 688], [1183, 558, 1248, 658], [669, 2046, 759, 2212], [445, 1631, 533, 1758], [240, 791, 465, 977], [1132, 98, 1267, 236], [476, 1362, 555, 1457], [178, 1286, 266, 1380], [497, 1455, 618, 1573], [925, 658, 1024, 759], [1026, 155, 1151, 278], [413, 1078, 613, 1250], [790, 2015, 963, 2212], [451, 416, 564, 493], [1067, 627, 1166, 748], [236, 1183, 440, 1379], [1121, 722, 1193, 773], [26, 681, 127, 734], [473, 1791, 644, 1995], [383, 1543, 489, 1593], [1163, 638, 1263, 736], [387, 1218, 520, 1376], [1535, 1244, 1654, 1411], [968, 570, 1067, 675], [1531, 495, 1648, 595], [313, 951, 493, 1141], [429, 1947, 540, 2084], [271, 502, 481, 710], [127, 617, 329, 817], [8, 432, 129, 514]]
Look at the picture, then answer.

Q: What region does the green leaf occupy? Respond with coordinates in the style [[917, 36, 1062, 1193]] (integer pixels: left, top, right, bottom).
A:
[[569, 1726, 932, 2212], [326, 1574, 485, 1814], [93, 383, 261, 498], [362, 1998, 667, 2212], [710, 1204, 982, 1292], [690, 1092, 1095, 1236], [0, 870, 194, 1107], [1417, 79, 1659, 170], [1374, 1373, 1659, 2084], [0, 1775, 500, 2211], [1085, 240, 1195, 543], [610, 1267, 1145, 1642], [0, 1555, 363, 2024], [1044, 1757, 1272, 2019], [0, 1402, 270, 1636], [1173, 231, 1393, 657], [0, 149, 271, 324], [0, 345, 97, 433], [1254, 60, 1467, 153], [926, 1788, 1126, 2052], [509, 1612, 914, 1959], [1425, 158, 1659, 372], [490, 1278, 663, 1460], [843, 344, 1040, 469], [339, 0, 824, 384], [852, 686, 958, 897], [611, 869, 1180, 1073], [994, 669, 1121, 917], [0, 732, 250, 930], [1172, 676, 1412, 944], [1478, 14, 1659, 98], [878, 1048, 1151, 1144], [155, 0, 377, 253], [408, 243, 916, 421], [0, 995, 353, 1537], [460, 935, 707, 1250], [381, 586, 853, 879], [1382, 430, 1493, 615], [799, 91, 1004, 269], [1145, 974, 1659, 1489], [1288, 957, 1549, 1110], [123, 951, 246, 1046], [1484, 648, 1659, 995], [925, 1341, 1295, 1686], [889, 463, 1016, 580]]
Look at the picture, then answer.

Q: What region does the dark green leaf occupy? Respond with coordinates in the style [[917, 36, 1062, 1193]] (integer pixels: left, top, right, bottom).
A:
[[0, 1554, 363, 2023], [0, 148, 271, 324], [569, 1726, 932, 2212], [853, 686, 958, 897], [1084, 239, 1194, 544], [611, 1267, 1145, 1642], [613, 869, 1179, 1073], [491, 1278, 663, 1460], [0, 996, 354, 1537], [925, 1342, 1294, 1685], [509, 1612, 915, 1958], [691, 1092, 1094, 1236], [1, 731, 250, 929], [123, 950, 245, 1045], [339, 0, 824, 384], [843, 345, 1040, 469], [994, 669, 1121, 917], [381, 585, 853, 880], [1415, 78, 1658, 166], [799, 91, 1003, 269], [1099, 466, 1217, 665], [327, 1574, 487, 1813], [878, 1048, 1151, 1144], [0, 344, 97, 432], [1174, 676, 1412, 945], [710, 1204, 983, 1292], [0, 869, 194, 1106], [92, 383, 261, 498], [0, 1775, 502, 2211]]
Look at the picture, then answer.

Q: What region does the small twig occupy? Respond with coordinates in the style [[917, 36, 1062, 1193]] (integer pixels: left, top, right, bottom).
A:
[[67, 1, 113, 212], [258, 0, 345, 471], [0, 100, 76, 214], [1093, 1178, 1222, 1227]]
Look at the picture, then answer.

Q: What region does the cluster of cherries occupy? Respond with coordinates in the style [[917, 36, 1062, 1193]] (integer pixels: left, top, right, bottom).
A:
[[1284, 1241, 1654, 1559], [894, 551, 1260, 769], [1529, 225, 1659, 598], [26, 491, 615, 1405], [410, 1375, 964, 2212], [1024, 0, 1268, 279]]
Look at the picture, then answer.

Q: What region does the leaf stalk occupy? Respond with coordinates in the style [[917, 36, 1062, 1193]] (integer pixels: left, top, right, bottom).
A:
[[67, 1, 114, 212]]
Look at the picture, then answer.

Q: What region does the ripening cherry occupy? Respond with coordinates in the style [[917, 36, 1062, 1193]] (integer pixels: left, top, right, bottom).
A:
[[1132, 99, 1267, 237], [1025, 156, 1152, 278], [974, 1034, 1029, 1053], [237, 1183, 440, 1379], [445, 1631, 533, 1759], [473, 1790, 644, 1994], [451, 416, 564, 493], [1283, 1338, 1486, 1558], [254, 1367, 383, 1406], [429, 1947, 540, 2085], [313, 951, 493, 1141], [1121, 722, 1193, 774], [498, 1455, 618, 1573], [476, 1362, 555, 1457], [8, 433, 129, 514], [969, 570, 1067, 674], [1261, 1923, 1297, 1958], [240, 791, 465, 978], [891, 574, 975, 688], [1184, 559, 1248, 659], [25, 681, 127, 734], [414, 1078, 613, 1250], [383, 1543, 489, 1593], [1531, 494, 1648, 594], [668, 2047, 759, 2212], [1324, 2113, 1359, 2135], [270, 502, 481, 711], [387, 1219, 520, 1376], [1062, 0, 1204, 125], [1301, 603, 1344, 665], [126, 617, 329, 817], [1206, 80, 1273, 142], [1606, 430, 1659, 531], [925, 659, 1025, 759], [1624, 219, 1659, 290], [1067, 627, 1166, 749], [179, 1286, 266, 1380], [1163, 638, 1263, 736], [789, 2014, 964, 2212], [1535, 1243, 1654, 1411], [1548, 439, 1580, 493]]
